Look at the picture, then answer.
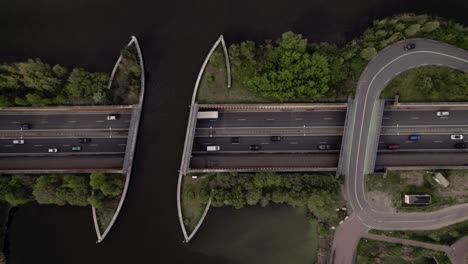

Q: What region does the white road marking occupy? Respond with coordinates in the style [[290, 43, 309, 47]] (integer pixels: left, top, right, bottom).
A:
[[382, 117, 390, 120], [324, 117, 333, 120], [34, 145, 42, 147], [3, 145, 13, 147], [10, 121, 19, 124], [62, 144, 70, 147], [237, 118, 246, 121], [434, 141, 443, 143], [319, 142, 327, 144], [96, 120, 105, 123], [202, 143, 212, 145], [260, 142, 269, 145], [90, 144, 98, 147], [67, 120, 77, 123], [289, 142, 298, 144], [295, 118, 303, 121], [118, 144, 126, 146], [40, 121, 49, 124], [266, 118, 275, 121], [410, 117, 419, 120]]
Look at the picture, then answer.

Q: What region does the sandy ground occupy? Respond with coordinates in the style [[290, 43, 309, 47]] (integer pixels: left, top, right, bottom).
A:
[[400, 170, 425, 186], [439, 170, 468, 203]]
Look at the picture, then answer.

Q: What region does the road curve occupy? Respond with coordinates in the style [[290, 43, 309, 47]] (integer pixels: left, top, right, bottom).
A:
[[345, 39, 468, 230]]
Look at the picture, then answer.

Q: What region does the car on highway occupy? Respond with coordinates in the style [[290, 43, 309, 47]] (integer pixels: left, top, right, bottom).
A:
[[12, 139, 24, 144], [451, 135, 463, 140], [20, 123, 31, 130], [206, 146, 220, 151], [408, 135, 421, 141], [455, 143, 466, 149], [404, 43, 416, 50], [270, 136, 282, 141], [436, 111, 449, 117], [249, 145, 261, 151], [231, 137, 240, 143], [79, 138, 91, 143], [318, 144, 332, 150], [107, 114, 119, 120], [387, 144, 400, 150], [48, 148, 58, 153], [71, 146, 82, 151]]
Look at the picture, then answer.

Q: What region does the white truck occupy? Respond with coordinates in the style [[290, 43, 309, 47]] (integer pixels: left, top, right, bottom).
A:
[[197, 111, 219, 119]]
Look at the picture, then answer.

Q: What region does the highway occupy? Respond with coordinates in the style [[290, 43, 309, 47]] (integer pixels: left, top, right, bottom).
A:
[[0, 109, 132, 170]]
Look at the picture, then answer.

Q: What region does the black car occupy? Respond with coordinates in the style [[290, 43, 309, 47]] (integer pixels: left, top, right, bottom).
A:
[[455, 143, 466, 149], [20, 123, 31, 130], [249, 145, 261, 151], [231, 137, 240, 143], [79, 138, 91, 143], [318, 144, 332, 150], [270, 136, 282, 141], [404, 43, 416, 51]]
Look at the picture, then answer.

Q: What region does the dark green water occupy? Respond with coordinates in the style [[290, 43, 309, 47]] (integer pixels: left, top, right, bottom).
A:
[[0, 0, 467, 263]]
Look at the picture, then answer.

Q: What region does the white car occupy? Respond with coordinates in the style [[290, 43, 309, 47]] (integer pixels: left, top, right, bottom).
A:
[[12, 139, 25, 144], [48, 148, 58, 153], [107, 114, 119, 120], [436, 111, 449, 117], [451, 135, 463, 140]]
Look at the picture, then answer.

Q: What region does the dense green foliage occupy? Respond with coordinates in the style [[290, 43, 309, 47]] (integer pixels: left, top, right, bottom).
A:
[[228, 14, 468, 102], [382, 66, 468, 101], [0, 59, 109, 107], [0, 173, 124, 208], [206, 172, 343, 224], [370, 220, 468, 246], [356, 238, 450, 264], [0, 44, 142, 107]]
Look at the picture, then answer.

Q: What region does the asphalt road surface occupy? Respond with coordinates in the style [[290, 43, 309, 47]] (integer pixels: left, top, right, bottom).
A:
[[0, 154, 124, 170], [0, 111, 132, 130], [343, 39, 468, 234], [0, 138, 127, 154]]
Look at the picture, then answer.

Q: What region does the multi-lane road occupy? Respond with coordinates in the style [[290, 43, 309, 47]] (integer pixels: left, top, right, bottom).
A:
[[0, 109, 132, 171]]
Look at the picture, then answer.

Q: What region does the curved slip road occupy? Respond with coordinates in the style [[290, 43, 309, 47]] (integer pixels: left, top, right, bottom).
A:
[[345, 38, 468, 231]]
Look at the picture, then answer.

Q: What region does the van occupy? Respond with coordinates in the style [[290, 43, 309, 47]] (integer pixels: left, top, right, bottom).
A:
[[107, 114, 119, 120], [206, 146, 220, 151], [387, 144, 400, 150], [12, 139, 25, 144]]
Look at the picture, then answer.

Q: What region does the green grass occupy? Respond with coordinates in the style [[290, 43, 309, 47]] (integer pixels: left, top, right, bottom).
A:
[[369, 219, 468, 246], [381, 66, 468, 102], [356, 238, 450, 264], [181, 174, 212, 233]]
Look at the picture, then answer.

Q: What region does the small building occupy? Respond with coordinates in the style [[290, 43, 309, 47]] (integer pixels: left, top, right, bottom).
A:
[[404, 194, 432, 205], [432, 172, 450, 188]]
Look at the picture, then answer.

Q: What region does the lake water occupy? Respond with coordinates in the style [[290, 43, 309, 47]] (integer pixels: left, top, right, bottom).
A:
[[1, 0, 468, 263]]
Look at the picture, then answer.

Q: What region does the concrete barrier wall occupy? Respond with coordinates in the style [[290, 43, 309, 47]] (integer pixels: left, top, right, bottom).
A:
[[92, 36, 146, 243], [199, 103, 347, 110], [336, 99, 353, 177]]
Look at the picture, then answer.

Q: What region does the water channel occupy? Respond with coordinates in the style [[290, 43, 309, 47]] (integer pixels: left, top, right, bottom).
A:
[[1, 0, 467, 263]]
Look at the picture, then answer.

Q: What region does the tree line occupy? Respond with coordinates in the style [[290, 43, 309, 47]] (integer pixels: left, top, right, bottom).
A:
[[200, 172, 343, 225], [0, 172, 124, 209], [227, 14, 468, 102], [0, 45, 142, 107]]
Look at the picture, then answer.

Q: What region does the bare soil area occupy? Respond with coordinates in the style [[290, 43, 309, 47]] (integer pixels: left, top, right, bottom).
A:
[[367, 190, 396, 213]]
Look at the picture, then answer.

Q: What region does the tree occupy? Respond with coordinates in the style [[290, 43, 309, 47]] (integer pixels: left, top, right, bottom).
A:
[[87, 191, 105, 209], [246, 32, 331, 101], [33, 175, 66, 205], [89, 172, 124, 198], [65, 68, 109, 100], [0, 176, 33, 206], [245, 188, 262, 205], [56, 175, 90, 206], [16, 59, 62, 92], [360, 47, 377, 61]]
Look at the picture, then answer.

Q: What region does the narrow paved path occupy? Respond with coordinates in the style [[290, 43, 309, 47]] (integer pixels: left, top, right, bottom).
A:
[[335, 39, 468, 263], [361, 233, 451, 253]]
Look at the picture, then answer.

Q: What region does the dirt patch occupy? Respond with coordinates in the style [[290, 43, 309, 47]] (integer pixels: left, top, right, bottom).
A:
[[399, 171, 425, 186], [439, 170, 468, 203], [367, 190, 396, 213]]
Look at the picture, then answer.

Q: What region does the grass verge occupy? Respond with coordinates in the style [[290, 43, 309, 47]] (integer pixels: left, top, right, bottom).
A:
[[369, 220, 468, 246], [181, 174, 212, 234], [356, 238, 450, 264]]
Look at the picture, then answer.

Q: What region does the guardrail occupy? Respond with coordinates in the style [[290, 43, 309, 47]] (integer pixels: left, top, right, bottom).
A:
[[199, 103, 348, 110]]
